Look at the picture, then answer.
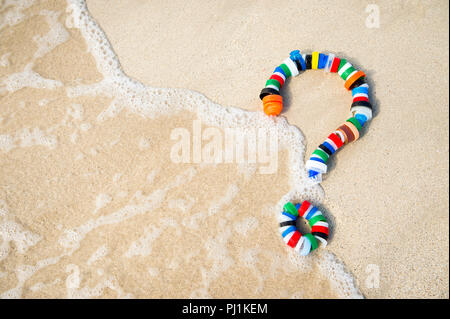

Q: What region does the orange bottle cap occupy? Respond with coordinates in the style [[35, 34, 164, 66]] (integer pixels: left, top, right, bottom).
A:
[[262, 94, 283, 116]]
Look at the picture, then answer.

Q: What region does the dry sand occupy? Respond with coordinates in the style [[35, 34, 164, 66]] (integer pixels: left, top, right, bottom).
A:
[[0, 0, 448, 298]]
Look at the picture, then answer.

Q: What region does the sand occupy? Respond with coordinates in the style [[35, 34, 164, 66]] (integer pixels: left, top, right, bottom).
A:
[[0, 0, 448, 298]]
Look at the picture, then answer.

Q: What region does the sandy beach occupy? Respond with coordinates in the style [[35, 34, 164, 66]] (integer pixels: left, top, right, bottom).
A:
[[0, 0, 448, 298]]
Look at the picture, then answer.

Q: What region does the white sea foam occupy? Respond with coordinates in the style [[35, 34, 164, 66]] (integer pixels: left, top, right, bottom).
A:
[[234, 217, 259, 235], [146, 170, 159, 183], [1, 256, 61, 299], [66, 266, 133, 299], [112, 173, 122, 183], [191, 219, 234, 298], [0, 0, 362, 298], [0, 127, 57, 152], [29, 278, 61, 293], [93, 193, 112, 214], [0, 200, 42, 259], [0, 9, 68, 95], [33, 10, 70, 59], [87, 244, 108, 265], [67, 103, 84, 121], [168, 197, 194, 213], [138, 137, 151, 150], [124, 226, 163, 258], [148, 267, 159, 277], [0, 63, 63, 94], [208, 184, 239, 216], [0, 53, 11, 67], [70, 131, 78, 143]]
